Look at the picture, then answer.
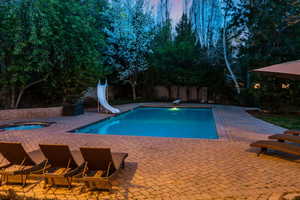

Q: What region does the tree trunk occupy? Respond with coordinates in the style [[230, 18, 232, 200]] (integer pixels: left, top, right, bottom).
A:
[[15, 88, 25, 109], [128, 80, 137, 101], [10, 86, 16, 109], [223, 10, 240, 94], [131, 83, 137, 101]]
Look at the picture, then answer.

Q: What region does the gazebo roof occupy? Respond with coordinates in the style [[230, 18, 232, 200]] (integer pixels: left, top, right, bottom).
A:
[[252, 60, 300, 80]]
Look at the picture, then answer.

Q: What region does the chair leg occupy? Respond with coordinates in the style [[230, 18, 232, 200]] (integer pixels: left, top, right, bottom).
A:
[[107, 180, 113, 192], [0, 175, 3, 186], [67, 177, 72, 189], [43, 178, 48, 189], [121, 161, 125, 169], [1, 174, 7, 185], [257, 148, 267, 156], [23, 175, 28, 187], [22, 175, 27, 187], [78, 185, 86, 194], [5, 174, 8, 184]]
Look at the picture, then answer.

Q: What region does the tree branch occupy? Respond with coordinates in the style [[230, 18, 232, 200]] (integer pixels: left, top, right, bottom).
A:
[[14, 74, 49, 108]]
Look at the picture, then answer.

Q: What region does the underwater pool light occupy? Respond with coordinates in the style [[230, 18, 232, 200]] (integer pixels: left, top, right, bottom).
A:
[[169, 107, 180, 111]]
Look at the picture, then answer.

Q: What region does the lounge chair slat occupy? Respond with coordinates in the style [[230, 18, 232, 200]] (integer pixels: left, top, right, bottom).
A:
[[39, 144, 77, 168], [0, 142, 48, 186], [250, 140, 300, 156], [0, 142, 35, 165], [284, 130, 300, 136], [78, 147, 128, 191], [80, 147, 113, 171], [269, 134, 300, 144], [80, 147, 128, 173], [38, 144, 82, 188], [112, 152, 128, 169]]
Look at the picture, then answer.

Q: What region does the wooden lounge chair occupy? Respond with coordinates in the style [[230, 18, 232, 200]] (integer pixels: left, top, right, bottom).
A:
[[39, 144, 85, 188], [77, 147, 128, 191], [269, 134, 300, 143], [284, 129, 300, 136], [250, 140, 300, 156], [0, 142, 48, 186]]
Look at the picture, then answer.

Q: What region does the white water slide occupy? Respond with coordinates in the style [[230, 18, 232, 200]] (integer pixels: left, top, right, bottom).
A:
[[97, 81, 120, 114]]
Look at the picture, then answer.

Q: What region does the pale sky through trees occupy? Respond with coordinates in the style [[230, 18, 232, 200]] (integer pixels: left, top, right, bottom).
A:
[[149, 0, 186, 24]]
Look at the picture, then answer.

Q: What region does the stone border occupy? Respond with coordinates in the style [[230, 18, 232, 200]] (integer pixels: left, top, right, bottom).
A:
[[0, 121, 55, 132], [0, 107, 62, 120], [70, 105, 220, 140], [141, 104, 213, 108]]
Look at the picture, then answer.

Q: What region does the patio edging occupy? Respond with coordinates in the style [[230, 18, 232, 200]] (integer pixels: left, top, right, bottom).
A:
[[0, 107, 63, 120]]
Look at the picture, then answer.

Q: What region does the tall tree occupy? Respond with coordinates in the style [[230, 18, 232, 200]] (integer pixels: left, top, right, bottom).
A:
[[173, 13, 204, 84], [233, 0, 300, 81], [0, 0, 108, 108], [156, 0, 171, 26], [105, 0, 155, 100], [222, 0, 241, 94], [226, 0, 300, 109], [190, 0, 224, 47], [149, 14, 212, 86], [175, 14, 196, 44], [147, 19, 174, 85]]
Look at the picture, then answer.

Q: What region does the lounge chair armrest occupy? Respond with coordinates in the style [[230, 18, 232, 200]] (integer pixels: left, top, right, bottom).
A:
[[0, 163, 13, 171], [65, 163, 85, 177], [14, 160, 49, 175]]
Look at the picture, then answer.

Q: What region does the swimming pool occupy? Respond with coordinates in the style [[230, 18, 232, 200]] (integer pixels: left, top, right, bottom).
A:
[[73, 107, 218, 139]]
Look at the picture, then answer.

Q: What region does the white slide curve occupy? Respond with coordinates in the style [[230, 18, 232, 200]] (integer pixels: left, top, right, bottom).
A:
[[97, 81, 120, 114]]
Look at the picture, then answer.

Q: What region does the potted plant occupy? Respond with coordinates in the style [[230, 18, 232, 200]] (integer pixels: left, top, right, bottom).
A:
[[62, 95, 84, 116]]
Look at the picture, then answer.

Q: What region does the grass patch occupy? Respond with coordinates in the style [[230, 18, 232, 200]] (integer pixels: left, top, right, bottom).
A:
[[249, 111, 300, 130]]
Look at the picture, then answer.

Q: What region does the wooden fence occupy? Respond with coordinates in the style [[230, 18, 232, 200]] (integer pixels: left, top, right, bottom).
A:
[[153, 86, 209, 103]]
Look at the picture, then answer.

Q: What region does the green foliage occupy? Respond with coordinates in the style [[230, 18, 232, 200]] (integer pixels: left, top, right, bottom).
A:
[[233, 0, 300, 77], [251, 112, 300, 130], [104, 0, 155, 100], [0, 0, 108, 107], [148, 14, 227, 92], [252, 77, 300, 112], [175, 14, 196, 44], [235, 88, 259, 107], [229, 0, 300, 109], [2, 0, 299, 108]]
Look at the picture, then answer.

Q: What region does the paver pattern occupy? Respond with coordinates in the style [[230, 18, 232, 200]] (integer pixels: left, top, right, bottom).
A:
[[0, 103, 298, 200]]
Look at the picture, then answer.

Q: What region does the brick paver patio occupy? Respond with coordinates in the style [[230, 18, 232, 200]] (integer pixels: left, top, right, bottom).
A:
[[0, 103, 299, 200]]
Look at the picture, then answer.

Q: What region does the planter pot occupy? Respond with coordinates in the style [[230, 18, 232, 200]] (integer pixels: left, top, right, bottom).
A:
[[62, 103, 84, 116]]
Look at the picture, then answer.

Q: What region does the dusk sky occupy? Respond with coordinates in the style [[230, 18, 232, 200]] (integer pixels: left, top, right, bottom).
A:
[[168, 0, 184, 22], [149, 0, 187, 24]]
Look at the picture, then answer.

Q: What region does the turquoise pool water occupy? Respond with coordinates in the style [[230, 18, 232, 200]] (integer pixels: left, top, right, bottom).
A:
[[74, 107, 218, 139], [0, 124, 45, 131]]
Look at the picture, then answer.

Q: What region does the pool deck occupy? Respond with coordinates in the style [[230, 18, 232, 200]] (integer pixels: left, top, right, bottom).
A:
[[0, 103, 299, 200]]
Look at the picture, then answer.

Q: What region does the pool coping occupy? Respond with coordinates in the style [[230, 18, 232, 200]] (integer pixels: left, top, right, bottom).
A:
[[69, 107, 135, 133], [0, 121, 56, 131], [141, 105, 213, 108], [69, 105, 219, 139]]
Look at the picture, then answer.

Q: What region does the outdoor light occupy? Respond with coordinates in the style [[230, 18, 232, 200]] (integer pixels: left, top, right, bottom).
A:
[[170, 107, 179, 111], [253, 83, 261, 89], [238, 82, 245, 87], [282, 83, 290, 89]]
